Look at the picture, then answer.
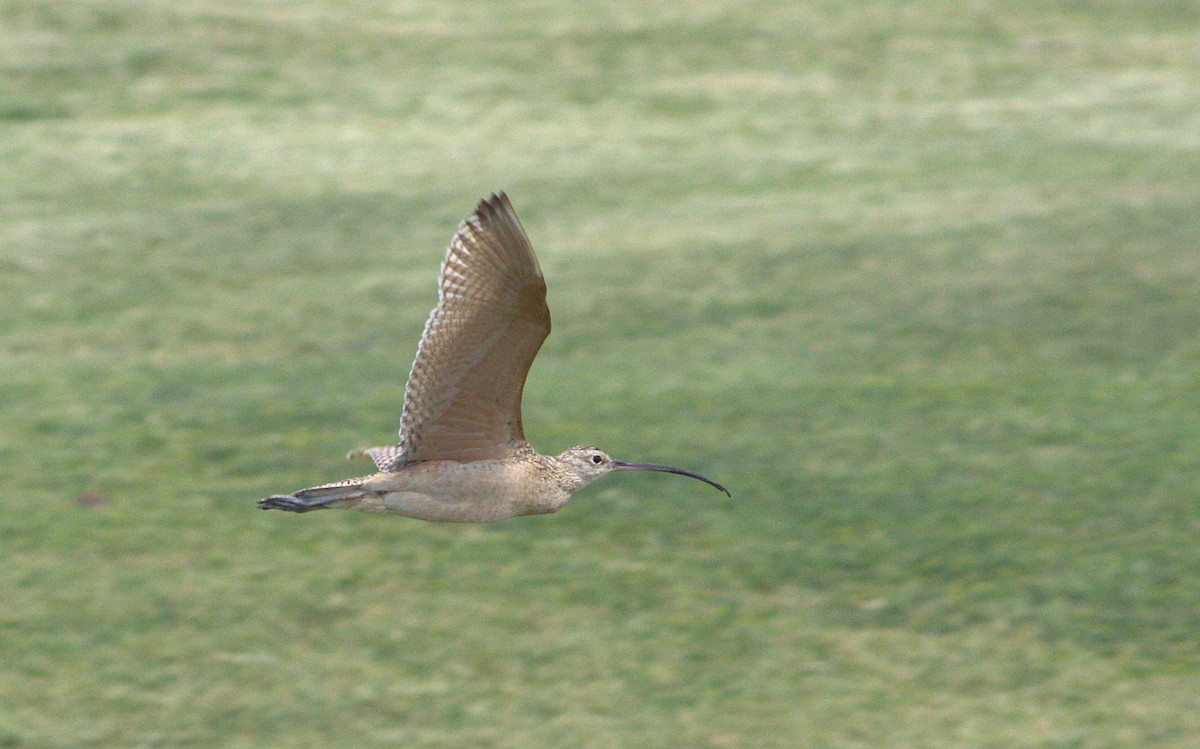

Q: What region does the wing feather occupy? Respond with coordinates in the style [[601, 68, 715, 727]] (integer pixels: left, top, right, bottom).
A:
[[390, 193, 550, 464]]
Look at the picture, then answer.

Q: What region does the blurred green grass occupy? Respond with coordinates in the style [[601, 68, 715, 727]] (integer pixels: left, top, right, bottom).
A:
[[4, 1, 1200, 746]]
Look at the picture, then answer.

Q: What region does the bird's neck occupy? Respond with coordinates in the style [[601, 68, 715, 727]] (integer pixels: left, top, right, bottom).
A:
[[545, 454, 590, 497]]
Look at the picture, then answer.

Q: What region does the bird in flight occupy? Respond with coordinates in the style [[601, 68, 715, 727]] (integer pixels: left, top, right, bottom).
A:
[[259, 193, 729, 522]]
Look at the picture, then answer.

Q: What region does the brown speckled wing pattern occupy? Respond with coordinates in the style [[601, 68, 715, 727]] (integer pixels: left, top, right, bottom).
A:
[[388, 193, 550, 466]]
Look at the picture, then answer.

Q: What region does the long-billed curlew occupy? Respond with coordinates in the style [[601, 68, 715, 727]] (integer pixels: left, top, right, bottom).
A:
[[258, 193, 729, 522]]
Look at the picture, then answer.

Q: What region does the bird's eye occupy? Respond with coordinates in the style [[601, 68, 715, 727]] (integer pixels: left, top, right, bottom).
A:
[[591, 454, 603, 464]]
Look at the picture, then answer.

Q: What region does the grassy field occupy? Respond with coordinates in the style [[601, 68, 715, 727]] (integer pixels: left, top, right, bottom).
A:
[[4, 1, 1200, 746]]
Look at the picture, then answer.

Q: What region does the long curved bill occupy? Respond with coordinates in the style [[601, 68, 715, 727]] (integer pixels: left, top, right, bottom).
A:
[[612, 460, 731, 497]]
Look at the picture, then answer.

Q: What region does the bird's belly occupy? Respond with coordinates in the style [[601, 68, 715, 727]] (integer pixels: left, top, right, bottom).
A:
[[357, 460, 554, 523], [371, 490, 522, 523]]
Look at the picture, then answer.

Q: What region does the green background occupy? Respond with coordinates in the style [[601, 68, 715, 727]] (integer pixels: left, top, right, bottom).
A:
[[3, 1, 1200, 746]]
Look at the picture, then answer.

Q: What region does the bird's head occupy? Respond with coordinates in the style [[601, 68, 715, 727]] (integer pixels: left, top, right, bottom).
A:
[[553, 445, 730, 496]]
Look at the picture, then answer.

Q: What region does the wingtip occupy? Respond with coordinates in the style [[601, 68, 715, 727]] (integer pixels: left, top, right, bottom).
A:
[[478, 191, 512, 217]]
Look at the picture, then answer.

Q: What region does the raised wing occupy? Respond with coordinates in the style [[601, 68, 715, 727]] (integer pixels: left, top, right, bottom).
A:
[[388, 193, 550, 465]]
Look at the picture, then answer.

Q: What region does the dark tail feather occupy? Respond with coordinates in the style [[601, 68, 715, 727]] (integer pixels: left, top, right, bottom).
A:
[[258, 477, 370, 512]]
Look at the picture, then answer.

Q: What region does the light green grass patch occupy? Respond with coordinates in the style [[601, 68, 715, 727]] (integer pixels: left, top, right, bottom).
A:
[[3, 1, 1200, 747]]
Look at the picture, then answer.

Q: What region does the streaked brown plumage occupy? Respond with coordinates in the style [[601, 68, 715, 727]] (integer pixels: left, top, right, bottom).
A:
[[259, 193, 728, 522]]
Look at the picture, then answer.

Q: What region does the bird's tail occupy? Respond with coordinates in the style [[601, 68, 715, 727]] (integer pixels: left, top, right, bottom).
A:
[[258, 476, 372, 513]]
